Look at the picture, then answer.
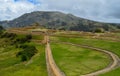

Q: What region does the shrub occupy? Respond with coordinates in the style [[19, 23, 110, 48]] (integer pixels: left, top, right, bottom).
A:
[[14, 34, 32, 44], [19, 44, 28, 49], [93, 28, 105, 33], [26, 34, 32, 39], [16, 45, 38, 61], [26, 34, 32, 42], [0, 32, 17, 39], [15, 38, 26, 43], [0, 26, 4, 33]]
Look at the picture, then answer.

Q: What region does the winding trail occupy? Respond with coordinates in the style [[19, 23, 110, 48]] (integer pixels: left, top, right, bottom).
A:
[[52, 41, 120, 76], [7, 29, 120, 76], [44, 35, 120, 76]]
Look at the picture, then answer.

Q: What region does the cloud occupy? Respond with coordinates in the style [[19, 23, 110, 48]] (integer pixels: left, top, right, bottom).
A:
[[0, 0, 120, 23], [39, 0, 120, 23], [0, 0, 37, 21]]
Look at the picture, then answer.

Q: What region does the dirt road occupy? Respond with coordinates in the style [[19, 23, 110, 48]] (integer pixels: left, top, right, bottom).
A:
[[45, 36, 65, 76], [53, 41, 120, 76], [45, 35, 120, 76]]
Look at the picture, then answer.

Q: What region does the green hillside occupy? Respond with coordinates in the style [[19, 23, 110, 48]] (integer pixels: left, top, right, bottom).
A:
[[0, 11, 120, 32], [0, 26, 120, 76], [0, 28, 47, 76]]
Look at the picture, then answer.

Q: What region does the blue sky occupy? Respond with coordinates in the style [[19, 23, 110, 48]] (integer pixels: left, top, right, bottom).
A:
[[14, 0, 39, 4], [0, 0, 120, 23]]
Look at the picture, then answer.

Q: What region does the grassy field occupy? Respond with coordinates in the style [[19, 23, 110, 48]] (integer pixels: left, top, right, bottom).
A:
[[32, 35, 44, 40], [1, 28, 120, 76], [50, 34, 120, 76], [51, 42, 110, 76], [51, 36, 120, 57], [0, 34, 47, 76], [99, 68, 120, 76]]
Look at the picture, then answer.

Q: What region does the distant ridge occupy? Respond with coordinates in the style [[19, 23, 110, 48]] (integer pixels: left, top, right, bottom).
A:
[[0, 11, 120, 31]]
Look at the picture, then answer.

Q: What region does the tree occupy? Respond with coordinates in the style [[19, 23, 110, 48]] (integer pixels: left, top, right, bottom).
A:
[[26, 34, 32, 40], [93, 28, 105, 33], [0, 26, 4, 34], [14, 34, 32, 44], [0, 26, 4, 30]]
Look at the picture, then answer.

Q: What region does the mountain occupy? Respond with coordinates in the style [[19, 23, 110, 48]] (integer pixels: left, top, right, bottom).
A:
[[0, 11, 120, 32]]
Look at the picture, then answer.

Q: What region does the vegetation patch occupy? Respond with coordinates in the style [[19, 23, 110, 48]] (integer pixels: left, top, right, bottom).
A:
[[0, 44, 47, 76], [51, 43, 110, 76], [16, 45, 38, 61], [51, 35, 120, 76], [0, 28, 47, 76], [51, 36, 120, 57]]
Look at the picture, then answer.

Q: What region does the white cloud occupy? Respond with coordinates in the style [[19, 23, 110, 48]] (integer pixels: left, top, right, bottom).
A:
[[0, 0, 36, 20], [0, 0, 120, 23]]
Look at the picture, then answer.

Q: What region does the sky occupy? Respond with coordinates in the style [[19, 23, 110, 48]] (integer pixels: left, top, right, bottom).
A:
[[0, 0, 120, 23]]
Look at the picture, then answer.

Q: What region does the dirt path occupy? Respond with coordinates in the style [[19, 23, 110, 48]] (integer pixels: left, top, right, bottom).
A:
[[44, 34, 120, 76], [52, 41, 120, 76], [45, 36, 65, 76]]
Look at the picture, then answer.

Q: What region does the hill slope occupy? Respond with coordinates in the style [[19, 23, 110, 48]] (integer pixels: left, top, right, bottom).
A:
[[0, 11, 120, 31]]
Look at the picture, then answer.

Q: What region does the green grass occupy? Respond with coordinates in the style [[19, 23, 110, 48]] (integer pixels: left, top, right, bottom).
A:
[[32, 35, 44, 40], [115, 33, 120, 37], [0, 44, 47, 76], [13, 33, 43, 40], [51, 43, 110, 76], [0, 37, 47, 76], [51, 36, 120, 76], [51, 36, 120, 57], [99, 68, 120, 76], [0, 44, 21, 70]]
